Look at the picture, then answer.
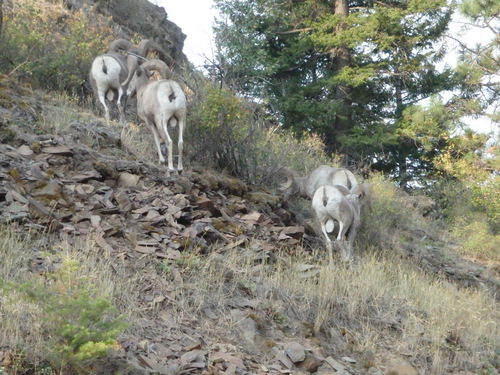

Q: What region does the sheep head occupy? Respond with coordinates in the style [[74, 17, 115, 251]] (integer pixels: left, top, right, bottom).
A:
[[126, 59, 172, 97], [277, 167, 301, 199], [352, 182, 372, 212]]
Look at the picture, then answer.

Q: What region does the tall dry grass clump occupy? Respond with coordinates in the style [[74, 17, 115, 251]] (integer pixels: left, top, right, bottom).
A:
[[176, 246, 500, 373], [0, 229, 47, 364]]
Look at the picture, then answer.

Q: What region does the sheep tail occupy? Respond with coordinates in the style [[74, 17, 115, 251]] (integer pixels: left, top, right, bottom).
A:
[[165, 83, 176, 102], [322, 186, 328, 207], [102, 58, 108, 75]]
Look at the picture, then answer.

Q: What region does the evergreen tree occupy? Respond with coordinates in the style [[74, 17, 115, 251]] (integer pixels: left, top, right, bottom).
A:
[[456, 0, 500, 124], [213, 0, 455, 187], [212, 0, 336, 137]]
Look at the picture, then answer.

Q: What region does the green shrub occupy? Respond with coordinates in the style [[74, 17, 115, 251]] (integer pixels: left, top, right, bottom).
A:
[[433, 134, 499, 234], [188, 83, 335, 185], [452, 216, 500, 261], [1, 257, 129, 373]]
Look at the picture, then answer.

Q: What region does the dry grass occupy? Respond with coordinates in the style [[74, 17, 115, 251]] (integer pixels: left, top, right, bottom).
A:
[[39, 93, 85, 135], [0, 228, 144, 367], [0, 229, 47, 362], [180, 247, 500, 372], [120, 122, 158, 164], [1, 187, 499, 374]]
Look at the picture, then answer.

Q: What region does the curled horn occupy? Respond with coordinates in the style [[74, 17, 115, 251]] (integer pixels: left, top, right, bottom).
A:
[[137, 39, 152, 58], [344, 170, 352, 190], [138, 59, 172, 80], [122, 54, 140, 87], [277, 166, 295, 191], [353, 182, 373, 212], [108, 39, 134, 53], [121, 40, 153, 87]]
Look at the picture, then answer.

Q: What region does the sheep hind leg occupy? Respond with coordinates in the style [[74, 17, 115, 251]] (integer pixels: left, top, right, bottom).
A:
[[148, 122, 166, 165], [345, 228, 356, 261], [117, 88, 127, 126], [320, 222, 334, 268], [160, 117, 175, 173], [336, 222, 350, 262], [337, 239, 349, 262], [98, 92, 110, 127], [177, 116, 185, 173]]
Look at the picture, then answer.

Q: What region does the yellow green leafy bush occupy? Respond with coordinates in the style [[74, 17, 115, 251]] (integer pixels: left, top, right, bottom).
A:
[[188, 84, 335, 185], [434, 137, 499, 234], [0, 0, 115, 95]]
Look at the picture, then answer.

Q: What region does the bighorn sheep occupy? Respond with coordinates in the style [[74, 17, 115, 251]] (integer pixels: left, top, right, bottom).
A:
[[279, 165, 372, 211], [126, 59, 187, 172], [89, 39, 151, 126], [312, 185, 361, 264]]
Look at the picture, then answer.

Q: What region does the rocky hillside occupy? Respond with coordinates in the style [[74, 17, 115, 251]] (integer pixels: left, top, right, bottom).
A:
[[0, 1, 499, 374], [1, 63, 500, 375]]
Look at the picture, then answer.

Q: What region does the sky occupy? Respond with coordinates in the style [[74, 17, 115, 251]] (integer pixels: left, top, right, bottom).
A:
[[150, 0, 497, 137], [150, 0, 218, 68]]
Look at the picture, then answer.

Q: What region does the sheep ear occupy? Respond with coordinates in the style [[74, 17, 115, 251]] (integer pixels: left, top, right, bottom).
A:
[[361, 182, 373, 212]]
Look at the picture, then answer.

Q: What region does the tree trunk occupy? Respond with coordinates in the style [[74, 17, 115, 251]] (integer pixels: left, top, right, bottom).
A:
[[334, 0, 351, 129], [329, 0, 352, 149], [394, 65, 409, 189], [0, 0, 3, 38]]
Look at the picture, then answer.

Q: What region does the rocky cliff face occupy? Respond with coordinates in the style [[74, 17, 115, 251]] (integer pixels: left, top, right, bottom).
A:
[[64, 0, 188, 69]]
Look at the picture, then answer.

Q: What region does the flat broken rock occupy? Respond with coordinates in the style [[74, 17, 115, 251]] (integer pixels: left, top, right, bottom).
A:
[[42, 144, 73, 155], [180, 350, 207, 366], [118, 172, 140, 187], [284, 342, 306, 363], [279, 226, 305, 240]]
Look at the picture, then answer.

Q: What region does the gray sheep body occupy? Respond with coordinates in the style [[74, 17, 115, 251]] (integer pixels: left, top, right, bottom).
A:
[[127, 59, 187, 172], [89, 39, 151, 126], [312, 185, 361, 264], [280, 165, 359, 200]]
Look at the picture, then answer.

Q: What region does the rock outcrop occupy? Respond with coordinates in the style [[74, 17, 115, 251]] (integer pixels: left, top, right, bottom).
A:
[[64, 0, 188, 69]]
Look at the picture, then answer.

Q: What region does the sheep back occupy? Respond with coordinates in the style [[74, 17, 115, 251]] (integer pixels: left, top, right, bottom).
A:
[[305, 165, 359, 199]]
